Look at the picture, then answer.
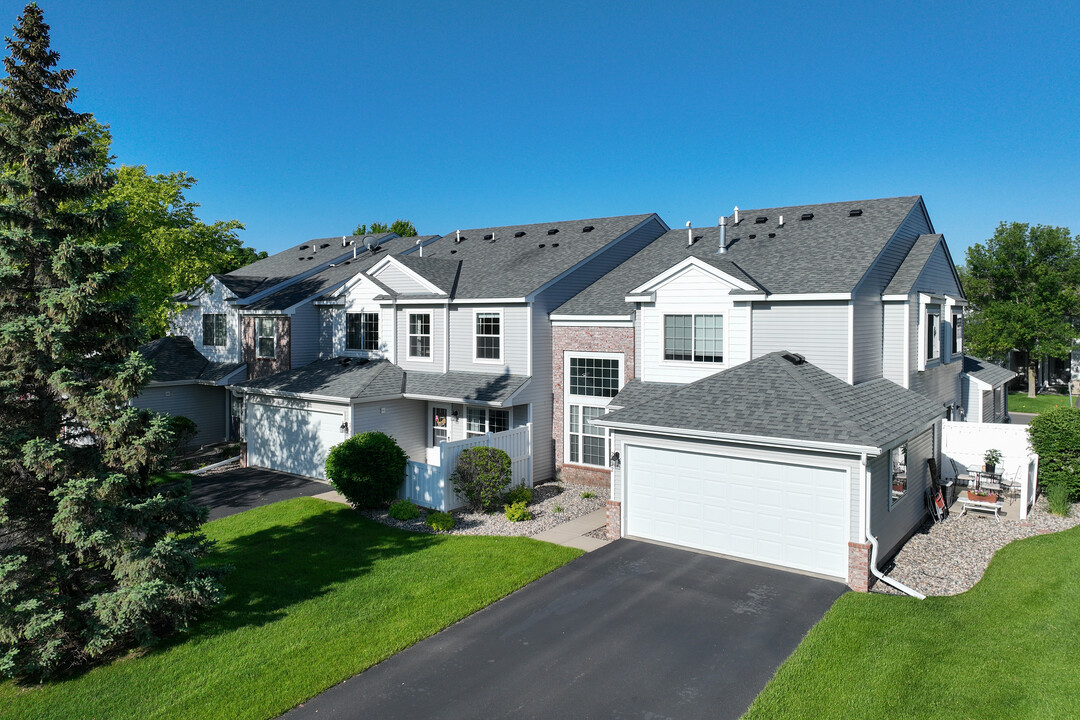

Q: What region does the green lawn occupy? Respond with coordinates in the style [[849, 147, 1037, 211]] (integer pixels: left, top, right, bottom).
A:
[[150, 470, 196, 486], [0, 498, 582, 720], [744, 525, 1080, 719], [1009, 392, 1073, 414]]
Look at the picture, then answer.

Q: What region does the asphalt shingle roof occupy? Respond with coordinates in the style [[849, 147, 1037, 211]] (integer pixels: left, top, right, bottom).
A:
[[963, 356, 1016, 388], [404, 371, 529, 404], [555, 196, 923, 316], [596, 351, 944, 450], [138, 336, 245, 385], [392, 256, 462, 295], [883, 234, 944, 295], [237, 357, 405, 399], [404, 214, 661, 299], [607, 378, 682, 410]]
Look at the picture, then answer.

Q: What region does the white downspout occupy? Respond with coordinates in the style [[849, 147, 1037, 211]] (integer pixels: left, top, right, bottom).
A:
[[862, 451, 926, 599]]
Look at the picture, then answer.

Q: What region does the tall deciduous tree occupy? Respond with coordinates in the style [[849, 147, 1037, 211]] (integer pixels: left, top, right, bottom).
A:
[[354, 219, 417, 237], [960, 222, 1080, 398], [0, 4, 222, 680]]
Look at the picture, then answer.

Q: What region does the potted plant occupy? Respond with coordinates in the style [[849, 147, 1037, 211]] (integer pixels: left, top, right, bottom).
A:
[[967, 488, 998, 504], [984, 448, 1002, 473]]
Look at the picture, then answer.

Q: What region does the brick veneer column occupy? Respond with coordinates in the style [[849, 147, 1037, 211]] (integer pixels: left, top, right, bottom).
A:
[[552, 325, 635, 487], [606, 500, 622, 540], [847, 541, 874, 592]]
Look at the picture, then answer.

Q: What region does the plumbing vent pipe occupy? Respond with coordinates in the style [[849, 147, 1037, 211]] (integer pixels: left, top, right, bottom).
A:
[[733, 206, 740, 224], [416, 237, 424, 257], [779, 215, 784, 227], [686, 221, 692, 247], [719, 215, 727, 254], [455, 229, 461, 243]]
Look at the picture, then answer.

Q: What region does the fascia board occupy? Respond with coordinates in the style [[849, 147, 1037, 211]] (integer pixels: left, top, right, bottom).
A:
[[882, 294, 909, 301], [503, 377, 533, 406], [401, 392, 506, 407], [624, 292, 655, 303], [550, 315, 634, 327], [592, 419, 878, 456], [392, 297, 450, 305]]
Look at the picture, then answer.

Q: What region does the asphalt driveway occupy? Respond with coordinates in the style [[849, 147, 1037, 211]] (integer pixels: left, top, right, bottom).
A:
[[281, 539, 846, 720], [185, 466, 331, 520]]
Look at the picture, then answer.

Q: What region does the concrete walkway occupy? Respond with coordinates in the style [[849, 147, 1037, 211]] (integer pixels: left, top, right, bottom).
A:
[[530, 508, 609, 551]]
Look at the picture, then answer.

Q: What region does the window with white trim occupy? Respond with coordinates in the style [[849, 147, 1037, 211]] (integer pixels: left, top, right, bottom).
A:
[[465, 407, 510, 437], [952, 312, 963, 354], [475, 312, 501, 360], [202, 313, 226, 347], [408, 313, 431, 359], [565, 353, 622, 468], [346, 312, 379, 351], [925, 306, 941, 362], [568, 406, 607, 466], [256, 317, 276, 358], [664, 314, 723, 362], [890, 444, 908, 507]]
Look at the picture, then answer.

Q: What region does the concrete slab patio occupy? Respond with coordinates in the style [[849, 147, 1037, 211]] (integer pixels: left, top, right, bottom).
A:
[[280, 539, 846, 720]]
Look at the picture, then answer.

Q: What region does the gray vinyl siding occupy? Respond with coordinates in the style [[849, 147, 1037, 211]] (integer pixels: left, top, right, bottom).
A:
[[448, 304, 530, 374], [396, 306, 446, 373], [174, 278, 242, 364], [961, 374, 983, 423], [352, 398, 427, 462], [913, 243, 962, 297], [513, 404, 530, 427], [318, 306, 337, 358], [882, 301, 907, 386], [909, 300, 963, 407], [751, 301, 850, 380], [374, 263, 432, 294], [870, 425, 934, 559], [982, 390, 994, 423], [131, 384, 227, 445], [288, 302, 320, 369], [852, 295, 882, 384]]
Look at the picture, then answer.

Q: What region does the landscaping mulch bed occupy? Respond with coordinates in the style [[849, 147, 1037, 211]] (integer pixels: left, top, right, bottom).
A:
[[874, 495, 1079, 596], [359, 482, 609, 538]]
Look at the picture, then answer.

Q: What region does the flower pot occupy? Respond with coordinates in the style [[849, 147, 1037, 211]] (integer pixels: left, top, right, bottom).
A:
[[967, 491, 998, 504], [984, 463, 996, 474]]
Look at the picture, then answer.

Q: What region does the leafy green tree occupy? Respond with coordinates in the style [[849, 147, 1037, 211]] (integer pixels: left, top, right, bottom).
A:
[[354, 219, 418, 237], [0, 4, 223, 680], [960, 222, 1080, 397]]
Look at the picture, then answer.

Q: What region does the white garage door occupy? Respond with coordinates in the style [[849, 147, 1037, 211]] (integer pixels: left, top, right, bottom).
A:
[[247, 401, 346, 479], [625, 445, 848, 578]]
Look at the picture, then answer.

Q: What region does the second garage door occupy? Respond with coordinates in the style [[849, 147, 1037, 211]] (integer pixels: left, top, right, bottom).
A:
[[247, 401, 346, 479], [624, 445, 848, 578]]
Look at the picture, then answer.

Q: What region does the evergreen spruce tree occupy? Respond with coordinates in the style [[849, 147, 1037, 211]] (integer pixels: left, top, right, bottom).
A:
[[0, 3, 223, 680]]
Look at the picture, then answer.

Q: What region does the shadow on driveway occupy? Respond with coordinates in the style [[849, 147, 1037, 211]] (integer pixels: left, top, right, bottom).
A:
[[185, 467, 331, 521], [281, 538, 847, 720]]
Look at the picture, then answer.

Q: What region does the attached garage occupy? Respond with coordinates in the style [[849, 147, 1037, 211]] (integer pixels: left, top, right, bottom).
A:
[[623, 444, 848, 578], [246, 399, 348, 479]]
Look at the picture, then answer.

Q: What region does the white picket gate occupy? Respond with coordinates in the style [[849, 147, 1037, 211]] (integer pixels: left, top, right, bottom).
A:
[[403, 423, 532, 511]]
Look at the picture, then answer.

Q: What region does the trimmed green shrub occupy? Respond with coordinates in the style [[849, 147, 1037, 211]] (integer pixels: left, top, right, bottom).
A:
[[553, 505, 563, 513], [504, 500, 533, 522], [581, 490, 597, 499], [506, 485, 533, 505], [325, 431, 408, 508], [1047, 482, 1071, 517], [1029, 406, 1080, 500], [388, 499, 421, 521], [165, 414, 199, 450], [451, 446, 512, 511], [426, 511, 455, 531]]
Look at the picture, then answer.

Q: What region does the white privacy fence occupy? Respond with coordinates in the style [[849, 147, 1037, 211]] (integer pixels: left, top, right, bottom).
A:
[[941, 420, 1039, 520], [403, 423, 532, 512]]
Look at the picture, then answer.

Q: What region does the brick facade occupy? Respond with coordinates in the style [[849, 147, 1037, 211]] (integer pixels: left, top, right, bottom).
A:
[[847, 541, 874, 592], [243, 316, 291, 379], [605, 500, 622, 540], [552, 325, 635, 487]]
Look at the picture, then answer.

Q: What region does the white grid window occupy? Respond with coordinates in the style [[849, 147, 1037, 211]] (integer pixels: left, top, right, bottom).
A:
[[346, 312, 379, 351], [202, 313, 226, 347], [256, 317, 276, 358], [952, 313, 963, 353], [568, 405, 607, 467], [475, 312, 500, 360], [466, 407, 510, 437], [569, 357, 620, 397], [664, 314, 723, 362], [926, 308, 941, 361], [409, 313, 431, 358]]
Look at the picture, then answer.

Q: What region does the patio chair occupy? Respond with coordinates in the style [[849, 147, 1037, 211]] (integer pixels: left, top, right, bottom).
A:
[[1000, 469, 1023, 498], [950, 458, 973, 487]]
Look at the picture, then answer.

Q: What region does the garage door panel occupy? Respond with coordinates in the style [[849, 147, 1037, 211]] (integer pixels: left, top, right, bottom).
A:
[[626, 445, 848, 578], [247, 402, 345, 479]]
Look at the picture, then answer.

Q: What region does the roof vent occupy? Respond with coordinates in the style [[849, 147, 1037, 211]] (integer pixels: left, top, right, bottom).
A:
[[539, 243, 546, 248], [450, 249, 457, 254], [299, 244, 309, 250], [343, 260, 351, 265], [755, 216, 767, 224], [552, 242, 559, 247], [514, 231, 526, 237], [849, 209, 863, 217], [320, 243, 331, 249], [298, 255, 306, 260], [768, 233, 776, 238], [484, 233, 494, 240], [781, 352, 806, 365], [800, 213, 814, 221], [306, 256, 314, 260], [749, 234, 756, 239], [582, 225, 594, 232], [547, 228, 559, 235]]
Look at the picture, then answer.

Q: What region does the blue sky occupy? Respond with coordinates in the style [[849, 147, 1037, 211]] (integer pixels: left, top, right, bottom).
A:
[[22, 0, 1080, 262]]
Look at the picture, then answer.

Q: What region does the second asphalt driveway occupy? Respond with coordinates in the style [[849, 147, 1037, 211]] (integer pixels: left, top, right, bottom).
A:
[[282, 539, 846, 720]]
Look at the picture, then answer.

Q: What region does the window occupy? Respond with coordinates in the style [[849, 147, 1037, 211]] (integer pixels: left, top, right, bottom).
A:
[[202, 313, 226, 347], [475, 312, 501, 360], [409, 313, 431, 359], [664, 314, 723, 362], [568, 405, 608, 466], [346, 312, 379, 351], [925, 307, 940, 362], [431, 406, 448, 447], [465, 407, 510, 437], [952, 312, 963, 353], [890, 444, 908, 507], [569, 357, 620, 397], [256, 317, 276, 358]]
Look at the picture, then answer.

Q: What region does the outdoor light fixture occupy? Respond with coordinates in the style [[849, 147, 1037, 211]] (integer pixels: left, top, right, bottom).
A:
[[609, 451, 621, 469], [340, 420, 349, 433]]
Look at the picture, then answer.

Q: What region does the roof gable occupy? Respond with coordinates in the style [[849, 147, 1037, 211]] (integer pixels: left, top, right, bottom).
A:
[[627, 256, 760, 298]]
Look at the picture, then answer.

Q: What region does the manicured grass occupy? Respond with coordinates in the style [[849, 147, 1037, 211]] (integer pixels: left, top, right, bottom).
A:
[[1009, 392, 1073, 414], [0, 498, 581, 720], [743, 525, 1080, 719]]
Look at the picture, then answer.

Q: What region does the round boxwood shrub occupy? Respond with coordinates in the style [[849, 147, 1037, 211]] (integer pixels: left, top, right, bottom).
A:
[[451, 446, 512, 511], [505, 484, 533, 505], [388, 499, 421, 521], [325, 431, 408, 508], [426, 511, 455, 531]]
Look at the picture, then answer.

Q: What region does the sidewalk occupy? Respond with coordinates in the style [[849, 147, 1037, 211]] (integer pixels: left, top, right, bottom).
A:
[[531, 508, 610, 552]]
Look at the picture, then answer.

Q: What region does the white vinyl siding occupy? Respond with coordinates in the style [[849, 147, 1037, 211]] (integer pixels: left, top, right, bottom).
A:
[[372, 262, 433, 294], [396, 307, 444, 372], [882, 301, 907, 386], [351, 398, 427, 461], [173, 277, 241, 364], [751, 301, 849, 381], [448, 305, 529, 373], [289, 302, 321, 368]]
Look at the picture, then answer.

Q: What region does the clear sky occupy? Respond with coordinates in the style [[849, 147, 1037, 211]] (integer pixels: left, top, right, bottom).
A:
[[17, 0, 1080, 263]]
